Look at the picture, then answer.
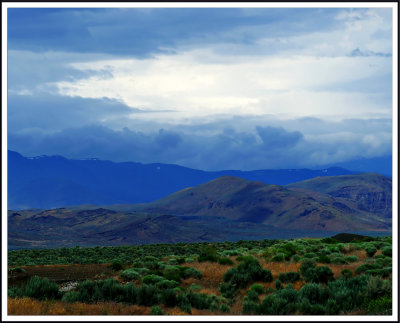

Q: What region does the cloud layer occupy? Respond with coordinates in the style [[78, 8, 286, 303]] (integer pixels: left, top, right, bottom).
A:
[[7, 7, 394, 172]]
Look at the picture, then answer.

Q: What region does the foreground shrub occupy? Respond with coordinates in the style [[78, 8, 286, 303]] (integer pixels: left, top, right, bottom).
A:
[[198, 245, 219, 262], [365, 297, 392, 314], [278, 271, 301, 283], [365, 247, 377, 258], [381, 246, 392, 257], [218, 257, 234, 265], [249, 283, 264, 295], [9, 276, 60, 300], [120, 268, 140, 281], [142, 274, 164, 285], [110, 260, 123, 271], [345, 255, 359, 263], [150, 306, 164, 315], [299, 283, 331, 305]]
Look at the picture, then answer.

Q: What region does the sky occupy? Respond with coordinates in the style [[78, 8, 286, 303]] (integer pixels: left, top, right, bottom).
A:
[[6, 6, 394, 172]]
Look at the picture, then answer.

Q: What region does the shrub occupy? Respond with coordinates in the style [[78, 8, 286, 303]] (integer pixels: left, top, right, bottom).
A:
[[304, 252, 317, 259], [365, 247, 377, 257], [317, 255, 331, 264], [272, 253, 285, 262], [314, 266, 334, 284], [156, 279, 179, 290], [150, 306, 164, 315], [181, 267, 202, 279], [120, 268, 140, 281], [142, 274, 164, 285], [189, 283, 202, 291], [278, 271, 301, 283], [330, 256, 347, 265], [381, 246, 392, 257], [110, 260, 123, 271], [245, 289, 260, 303], [298, 299, 326, 315], [9, 267, 27, 274], [250, 283, 264, 295], [355, 263, 380, 275], [291, 255, 301, 263], [300, 259, 316, 277], [341, 269, 353, 278], [365, 297, 392, 314], [167, 258, 178, 265], [61, 291, 81, 303], [258, 287, 298, 315], [160, 288, 178, 307], [198, 245, 219, 262], [275, 279, 282, 290], [345, 255, 359, 263], [20, 276, 60, 300], [219, 303, 230, 313], [218, 257, 234, 265], [299, 283, 331, 305], [242, 300, 259, 314]]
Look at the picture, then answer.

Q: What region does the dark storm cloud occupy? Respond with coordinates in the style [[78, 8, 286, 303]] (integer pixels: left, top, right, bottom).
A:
[[256, 126, 303, 149], [9, 121, 391, 172], [7, 93, 137, 132], [8, 8, 343, 56]]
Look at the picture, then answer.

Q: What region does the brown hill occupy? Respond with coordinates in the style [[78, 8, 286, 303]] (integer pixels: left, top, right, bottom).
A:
[[286, 173, 392, 219], [140, 175, 391, 232]]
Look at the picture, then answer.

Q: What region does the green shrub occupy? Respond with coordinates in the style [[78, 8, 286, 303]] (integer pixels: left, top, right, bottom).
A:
[[167, 258, 178, 265], [250, 283, 264, 295], [345, 255, 359, 263], [189, 283, 202, 291], [365, 247, 377, 257], [258, 287, 298, 315], [19, 276, 60, 300], [341, 269, 353, 278], [365, 296, 392, 314], [245, 289, 260, 303], [291, 255, 301, 263], [181, 267, 202, 279], [9, 267, 27, 274], [304, 252, 317, 259], [317, 255, 331, 264], [150, 306, 164, 315], [299, 283, 331, 305], [300, 259, 316, 278], [218, 257, 234, 265], [275, 279, 282, 290], [314, 266, 334, 284], [298, 298, 326, 315], [242, 300, 259, 314], [278, 272, 301, 283], [110, 260, 123, 271], [155, 279, 179, 290], [120, 268, 140, 281], [330, 256, 347, 265], [198, 245, 219, 262], [272, 253, 285, 262], [381, 246, 392, 257], [219, 303, 230, 313], [355, 263, 380, 275], [142, 274, 164, 285], [61, 291, 81, 303]]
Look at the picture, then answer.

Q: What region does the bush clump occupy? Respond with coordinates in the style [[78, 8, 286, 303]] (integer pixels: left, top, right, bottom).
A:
[[120, 268, 141, 281], [218, 257, 234, 265], [8, 276, 60, 300], [278, 272, 301, 283], [220, 257, 272, 298], [150, 305, 164, 315], [381, 246, 392, 257]]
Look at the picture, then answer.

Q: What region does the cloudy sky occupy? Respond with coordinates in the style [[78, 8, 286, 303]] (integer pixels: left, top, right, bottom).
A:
[[6, 6, 394, 172]]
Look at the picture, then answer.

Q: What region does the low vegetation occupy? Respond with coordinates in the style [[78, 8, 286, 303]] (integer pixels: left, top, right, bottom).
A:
[[8, 235, 392, 315]]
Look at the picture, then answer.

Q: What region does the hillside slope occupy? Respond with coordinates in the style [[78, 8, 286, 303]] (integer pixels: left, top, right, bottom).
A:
[[138, 175, 391, 232]]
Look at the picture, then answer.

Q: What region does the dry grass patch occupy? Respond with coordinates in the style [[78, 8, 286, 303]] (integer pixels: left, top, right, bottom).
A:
[[8, 298, 151, 315]]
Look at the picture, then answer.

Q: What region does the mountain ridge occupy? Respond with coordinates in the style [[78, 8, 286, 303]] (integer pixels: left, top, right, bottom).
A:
[[8, 150, 361, 210]]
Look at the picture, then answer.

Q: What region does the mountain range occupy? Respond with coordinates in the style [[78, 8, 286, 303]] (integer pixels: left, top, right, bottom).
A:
[[8, 150, 361, 210], [8, 171, 392, 249]]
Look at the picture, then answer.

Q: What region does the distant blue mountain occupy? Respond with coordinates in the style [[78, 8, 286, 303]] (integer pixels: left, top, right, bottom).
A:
[[8, 150, 361, 210]]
